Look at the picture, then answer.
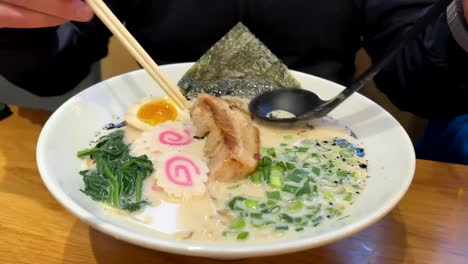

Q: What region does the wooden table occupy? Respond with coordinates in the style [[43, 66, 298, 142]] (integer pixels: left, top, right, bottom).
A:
[[1, 106, 467, 264]]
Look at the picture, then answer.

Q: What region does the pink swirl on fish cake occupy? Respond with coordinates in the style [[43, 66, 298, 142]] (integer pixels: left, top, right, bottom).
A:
[[164, 155, 200, 186], [158, 128, 192, 146]]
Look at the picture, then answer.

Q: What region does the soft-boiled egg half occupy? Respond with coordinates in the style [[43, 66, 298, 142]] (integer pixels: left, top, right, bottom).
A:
[[125, 97, 185, 131]]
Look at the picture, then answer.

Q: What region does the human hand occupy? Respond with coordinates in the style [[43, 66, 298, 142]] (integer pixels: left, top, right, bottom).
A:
[[0, 0, 93, 28]]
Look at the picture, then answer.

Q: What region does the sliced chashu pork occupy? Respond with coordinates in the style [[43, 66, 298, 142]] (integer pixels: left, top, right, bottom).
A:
[[190, 94, 260, 181]]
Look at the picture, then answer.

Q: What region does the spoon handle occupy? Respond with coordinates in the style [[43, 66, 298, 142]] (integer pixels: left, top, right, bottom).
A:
[[327, 0, 453, 108]]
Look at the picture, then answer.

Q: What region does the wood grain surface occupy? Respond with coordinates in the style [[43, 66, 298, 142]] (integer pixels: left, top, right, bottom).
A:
[[1, 106, 467, 264]]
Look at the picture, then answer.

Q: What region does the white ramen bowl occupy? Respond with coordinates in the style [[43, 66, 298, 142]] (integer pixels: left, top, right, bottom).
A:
[[37, 63, 415, 259]]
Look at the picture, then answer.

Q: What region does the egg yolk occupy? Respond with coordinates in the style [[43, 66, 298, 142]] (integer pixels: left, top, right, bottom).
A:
[[137, 99, 178, 126]]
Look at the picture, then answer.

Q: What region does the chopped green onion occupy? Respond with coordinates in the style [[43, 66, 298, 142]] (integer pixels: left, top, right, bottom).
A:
[[237, 232, 249, 240], [270, 165, 284, 189], [306, 204, 321, 215], [266, 191, 281, 200], [251, 219, 274, 227], [286, 169, 308, 183], [340, 150, 354, 158], [312, 216, 324, 226], [276, 161, 287, 170], [275, 225, 289, 231], [279, 213, 294, 223], [336, 170, 348, 177], [229, 217, 246, 229], [280, 143, 288, 147], [269, 206, 281, 214], [296, 180, 311, 196], [302, 163, 311, 168], [262, 157, 272, 182], [250, 213, 263, 219], [297, 147, 309, 153], [290, 169, 308, 178], [312, 167, 321, 176], [306, 156, 320, 164], [266, 147, 277, 158], [344, 192, 353, 201], [227, 196, 246, 211], [294, 217, 304, 224], [301, 139, 315, 145], [288, 199, 304, 211], [222, 231, 236, 237], [295, 227, 305, 232], [270, 175, 283, 189], [245, 199, 258, 210], [328, 208, 343, 218], [283, 135, 294, 140], [285, 174, 303, 183], [336, 187, 346, 194], [312, 185, 318, 193], [266, 200, 277, 206], [239, 211, 249, 217], [282, 184, 299, 194], [322, 190, 335, 202], [286, 162, 296, 170], [250, 172, 262, 184], [321, 179, 338, 187], [306, 214, 315, 220]]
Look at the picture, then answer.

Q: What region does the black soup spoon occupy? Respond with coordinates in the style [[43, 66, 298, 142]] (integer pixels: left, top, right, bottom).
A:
[[249, 0, 452, 124]]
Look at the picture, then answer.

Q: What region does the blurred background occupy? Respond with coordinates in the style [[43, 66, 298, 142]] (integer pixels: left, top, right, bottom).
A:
[[0, 36, 427, 141]]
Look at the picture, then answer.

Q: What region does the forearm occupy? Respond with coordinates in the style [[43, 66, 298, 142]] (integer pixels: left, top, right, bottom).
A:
[[0, 0, 131, 96], [363, 0, 468, 118], [0, 19, 111, 96]]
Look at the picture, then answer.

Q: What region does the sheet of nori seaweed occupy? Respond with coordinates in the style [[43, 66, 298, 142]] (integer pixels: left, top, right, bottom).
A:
[[178, 22, 302, 99]]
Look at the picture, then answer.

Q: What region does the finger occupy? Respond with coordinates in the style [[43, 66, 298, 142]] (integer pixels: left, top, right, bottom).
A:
[[2, 0, 93, 22], [0, 2, 67, 28]]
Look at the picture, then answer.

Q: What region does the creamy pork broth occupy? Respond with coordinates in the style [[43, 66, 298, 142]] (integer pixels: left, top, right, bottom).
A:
[[78, 97, 368, 243]]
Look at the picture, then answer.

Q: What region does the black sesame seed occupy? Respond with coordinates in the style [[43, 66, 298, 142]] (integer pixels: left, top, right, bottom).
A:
[[329, 202, 333, 206], [332, 143, 336, 146], [334, 181, 338, 184], [342, 158, 347, 162], [327, 215, 331, 218], [316, 143, 321, 146], [323, 141, 329, 144], [356, 191, 360, 194], [359, 163, 368, 169]]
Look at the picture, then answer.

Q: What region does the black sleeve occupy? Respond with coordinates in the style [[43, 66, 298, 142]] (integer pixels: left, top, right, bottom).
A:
[[0, 0, 132, 97], [362, 0, 468, 118]]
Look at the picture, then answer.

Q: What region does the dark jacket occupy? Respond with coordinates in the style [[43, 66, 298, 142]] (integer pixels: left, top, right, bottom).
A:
[[1, 0, 467, 118]]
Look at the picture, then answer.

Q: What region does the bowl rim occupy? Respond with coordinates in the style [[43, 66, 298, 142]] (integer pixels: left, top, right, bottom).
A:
[[36, 62, 416, 259]]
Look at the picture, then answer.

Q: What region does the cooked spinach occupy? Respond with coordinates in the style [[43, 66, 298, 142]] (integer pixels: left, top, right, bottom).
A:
[[77, 130, 154, 212]]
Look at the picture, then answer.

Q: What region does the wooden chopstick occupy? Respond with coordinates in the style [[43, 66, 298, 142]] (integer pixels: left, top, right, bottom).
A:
[[85, 0, 188, 109]]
